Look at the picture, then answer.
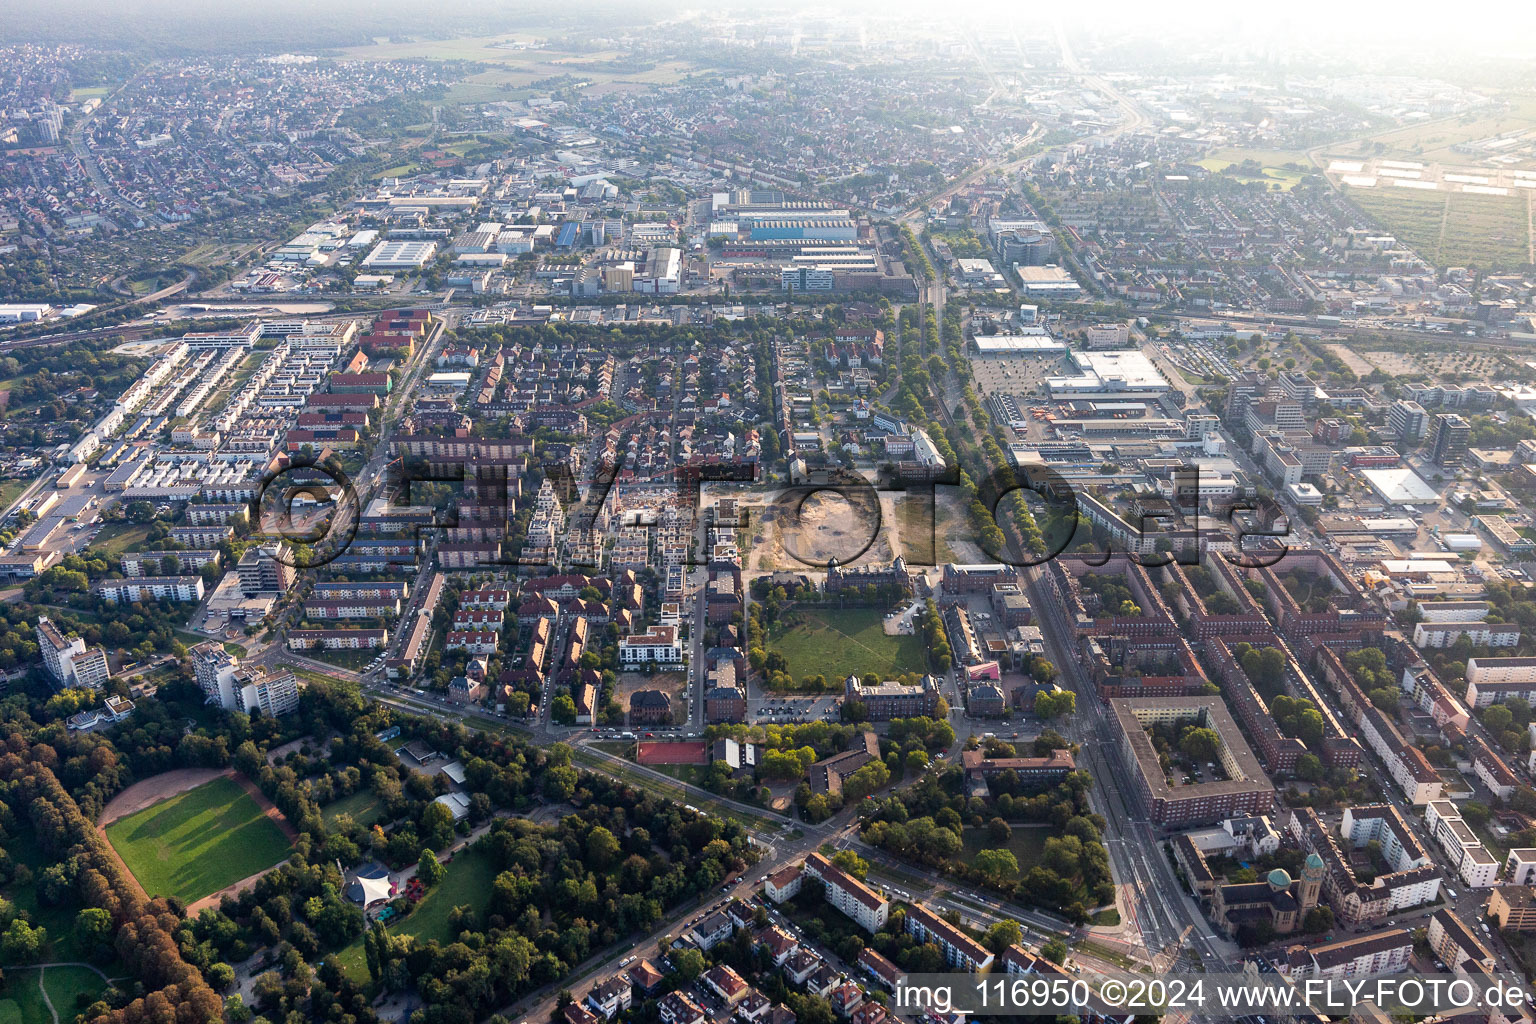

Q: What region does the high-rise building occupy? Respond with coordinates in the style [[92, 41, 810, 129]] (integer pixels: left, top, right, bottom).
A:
[[36, 616, 110, 690], [189, 640, 235, 700], [1388, 400, 1429, 444], [187, 640, 299, 717], [1430, 413, 1470, 468], [237, 543, 295, 596], [69, 647, 112, 690]]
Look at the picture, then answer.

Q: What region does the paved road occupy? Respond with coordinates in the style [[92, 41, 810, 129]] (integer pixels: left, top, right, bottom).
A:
[[1023, 562, 1234, 970]]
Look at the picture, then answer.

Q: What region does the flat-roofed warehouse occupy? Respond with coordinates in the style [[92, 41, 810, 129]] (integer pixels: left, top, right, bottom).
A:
[[362, 240, 438, 269], [1110, 695, 1275, 826], [1047, 350, 1170, 398]]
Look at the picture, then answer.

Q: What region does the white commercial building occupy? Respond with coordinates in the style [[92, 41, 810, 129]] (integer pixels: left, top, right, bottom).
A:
[[362, 239, 438, 269]]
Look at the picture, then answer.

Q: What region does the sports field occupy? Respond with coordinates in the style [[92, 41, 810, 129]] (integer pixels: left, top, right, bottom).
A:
[[769, 608, 927, 683], [104, 776, 292, 905]]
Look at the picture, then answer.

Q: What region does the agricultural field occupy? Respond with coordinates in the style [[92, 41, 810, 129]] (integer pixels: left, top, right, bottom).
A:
[[337, 36, 710, 101], [1344, 185, 1531, 268], [104, 775, 292, 905], [767, 607, 927, 683], [1336, 97, 1536, 168], [332, 848, 499, 979]]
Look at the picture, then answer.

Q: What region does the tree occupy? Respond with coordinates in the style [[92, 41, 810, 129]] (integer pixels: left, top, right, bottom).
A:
[[74, 908, 113, 960], [1041, 937, 1069, 964], [974, 848, 1019, 883], [831, 850, 868, 880], [984, 919, 1023, 953], [418, 849, 446, 888], [551, 693, 577, 725], [1179, 726, 1221, 763], [1034, 689, 1076, 719], [587, 826, 621, 871], [670, 946, 706, 981], [0, 919, 44, 962]]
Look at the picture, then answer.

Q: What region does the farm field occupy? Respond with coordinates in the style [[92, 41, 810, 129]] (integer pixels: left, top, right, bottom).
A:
[[104, 775, 292, 905], [332, 849, 499, 979], [1345, 186, 1531, 268], [1336, 97, 1536, 168], [336, 36, 708, 95], [767, 607, 927, 683]]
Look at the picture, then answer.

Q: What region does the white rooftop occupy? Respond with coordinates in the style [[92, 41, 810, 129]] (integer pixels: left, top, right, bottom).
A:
[[1361, 467, 1439, 504]]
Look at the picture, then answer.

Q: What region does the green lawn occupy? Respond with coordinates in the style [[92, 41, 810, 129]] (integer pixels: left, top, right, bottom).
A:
[[86, 522, 152, 559], [70, 85, 112, 100], [105, 776, 292, 905], [961, 824, 1051, 866], [322, 789, 386, 829], [768, 607, 928, 683], [42, 965, 108, 1019], [332, 849, 500, 979], [0, 969, 47, 1024], [307, 646, 375, 670]]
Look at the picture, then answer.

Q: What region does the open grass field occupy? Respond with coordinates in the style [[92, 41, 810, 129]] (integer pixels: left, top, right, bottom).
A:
[[42, 965, 109, 1020], [86, 521, 152, 559], [70, 85, 112, 100], [307, 646, 375, 671], [1196, 147, 1313, 190], [961, 824, 1051, 865], [333, 848, 499, 979], [105, 775, 292, 905], [767, 607, 927, 682], [0, 970, 47, 1024], [1345, 185, 1531, 268], [0, 476, 34, 513], [322, 788, 386, 829]]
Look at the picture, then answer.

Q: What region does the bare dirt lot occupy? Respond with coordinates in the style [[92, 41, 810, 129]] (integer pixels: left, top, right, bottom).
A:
[[98, 767, 228, 826], [620, 669, 687, 724]]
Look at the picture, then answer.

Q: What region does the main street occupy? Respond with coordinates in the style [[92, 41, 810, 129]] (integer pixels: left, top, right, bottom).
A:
[[1022, 562, 1234, 970]]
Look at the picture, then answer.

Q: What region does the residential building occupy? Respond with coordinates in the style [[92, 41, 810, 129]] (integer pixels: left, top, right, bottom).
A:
[[903, 903, 993, 972], [94, 576, 206, 603], [802, 853, 889, 933]]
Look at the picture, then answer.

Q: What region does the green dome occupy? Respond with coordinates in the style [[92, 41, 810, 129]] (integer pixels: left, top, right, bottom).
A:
[[1267, 868, 1292, 890], [1305, 853, 1325, 871]]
